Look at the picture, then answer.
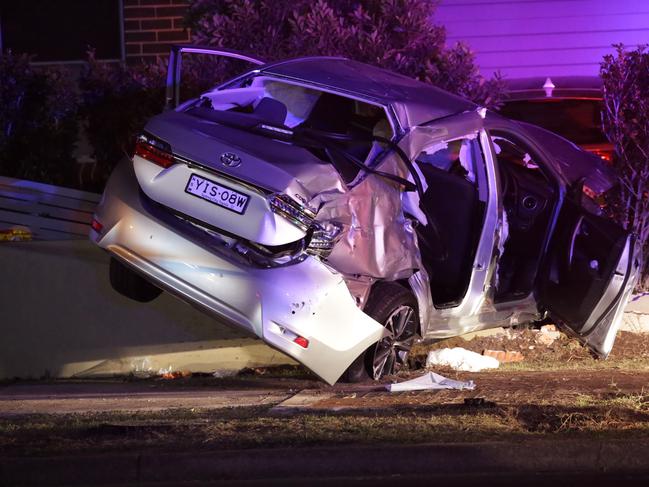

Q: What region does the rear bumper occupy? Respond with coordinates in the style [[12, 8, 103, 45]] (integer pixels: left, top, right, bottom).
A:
[[91, 160, 384, 384]]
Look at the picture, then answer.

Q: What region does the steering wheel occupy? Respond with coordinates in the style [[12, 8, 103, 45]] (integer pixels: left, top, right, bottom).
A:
[[500, 165, 520, 223]]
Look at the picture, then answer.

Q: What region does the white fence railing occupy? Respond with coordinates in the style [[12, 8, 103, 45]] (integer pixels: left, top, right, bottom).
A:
[[0, 176, 100, 240]]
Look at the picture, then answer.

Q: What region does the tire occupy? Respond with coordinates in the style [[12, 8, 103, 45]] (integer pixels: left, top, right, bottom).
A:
[[109, 257, 162, 303], [343, 282, 419, 382]]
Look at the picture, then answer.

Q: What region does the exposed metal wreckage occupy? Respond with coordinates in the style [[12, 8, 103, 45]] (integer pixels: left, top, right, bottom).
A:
[[283, 114, 501, 336], [90, 45, 639, 385]]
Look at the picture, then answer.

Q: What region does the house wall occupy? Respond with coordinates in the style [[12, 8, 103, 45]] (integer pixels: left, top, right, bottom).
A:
[[436, 0, 649, 79], [123, 0, 190, 63]]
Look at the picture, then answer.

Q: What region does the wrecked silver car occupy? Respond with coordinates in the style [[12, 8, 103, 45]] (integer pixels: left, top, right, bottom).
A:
[[90, 45, 640, 385]]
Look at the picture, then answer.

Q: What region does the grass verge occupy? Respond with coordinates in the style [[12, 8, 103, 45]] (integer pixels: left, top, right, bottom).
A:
[[2, 389, 649, 457]]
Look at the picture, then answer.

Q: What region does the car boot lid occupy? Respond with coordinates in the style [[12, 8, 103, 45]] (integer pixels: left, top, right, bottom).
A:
[[144, 110, 343, 197]]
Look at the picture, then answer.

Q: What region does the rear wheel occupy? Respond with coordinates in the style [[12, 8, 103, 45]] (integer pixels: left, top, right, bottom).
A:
[[344, 282, 419, 382], [109, 257, 162, 303]]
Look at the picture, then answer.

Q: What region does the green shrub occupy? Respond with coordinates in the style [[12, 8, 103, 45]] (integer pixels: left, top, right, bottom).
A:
[[186, 0, 506, 107], [79, 51, 167, 189], [79, 50, 229, 190], [600, 44, 649, 287], [1, 2, 505, 192], [0, 51, 78, 186]]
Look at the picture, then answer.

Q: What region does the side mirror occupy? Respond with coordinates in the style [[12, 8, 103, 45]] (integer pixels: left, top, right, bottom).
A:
[[569, 176, 587, 201]]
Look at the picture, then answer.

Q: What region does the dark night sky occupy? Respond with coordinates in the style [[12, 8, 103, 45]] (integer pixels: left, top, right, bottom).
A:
[[0, 0, 122, 62]]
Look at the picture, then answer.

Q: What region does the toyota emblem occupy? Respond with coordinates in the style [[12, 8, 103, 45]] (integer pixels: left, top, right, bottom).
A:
[[220, 152, 242, 168]]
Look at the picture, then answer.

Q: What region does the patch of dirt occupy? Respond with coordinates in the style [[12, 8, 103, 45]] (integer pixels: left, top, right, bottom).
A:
[[315, 369, 649, 409], [610, 331, 649, 359], [409, 330, 649, 369]]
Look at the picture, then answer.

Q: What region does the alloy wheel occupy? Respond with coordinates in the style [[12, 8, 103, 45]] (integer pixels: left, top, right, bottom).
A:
[[371, 304, 417, 380]]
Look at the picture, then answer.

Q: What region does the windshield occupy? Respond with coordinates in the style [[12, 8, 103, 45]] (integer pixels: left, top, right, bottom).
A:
[[500, 99, 607, 146]]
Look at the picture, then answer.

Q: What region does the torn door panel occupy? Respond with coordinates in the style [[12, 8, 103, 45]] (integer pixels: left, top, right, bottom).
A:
[[313, 168, 422, 280]]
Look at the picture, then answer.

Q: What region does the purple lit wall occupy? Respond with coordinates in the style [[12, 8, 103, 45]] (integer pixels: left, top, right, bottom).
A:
[[436, 0, 649, 79]]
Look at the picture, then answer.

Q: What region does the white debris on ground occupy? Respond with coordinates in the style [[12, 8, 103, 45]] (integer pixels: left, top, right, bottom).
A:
[[212, 369, 239, 378], [535, 324, 562, 346], [622, 294, 649, 333], [387, 371, 475, 392], [426, 347, 500, 372], [622, 312, 649, 333]]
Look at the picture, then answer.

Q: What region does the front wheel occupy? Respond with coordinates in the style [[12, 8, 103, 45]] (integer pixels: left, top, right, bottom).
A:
[[343, 282, 419, 382]]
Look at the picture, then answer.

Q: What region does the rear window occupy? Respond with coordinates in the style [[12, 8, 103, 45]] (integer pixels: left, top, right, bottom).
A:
[[194, 75, 394, 184], [500, 99, 607, 146], [202, 75, 393, 137]]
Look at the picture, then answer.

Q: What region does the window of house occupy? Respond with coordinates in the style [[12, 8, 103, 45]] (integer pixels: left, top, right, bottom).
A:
[[0, 0, 123, 63]]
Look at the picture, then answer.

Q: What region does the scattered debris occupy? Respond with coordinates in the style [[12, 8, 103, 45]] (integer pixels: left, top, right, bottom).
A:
[[413, 330, 647, 372], [212, 369, 239, 378], [160, 370, 192, 380], [535, 324, 562, 346], [426, 347, 500, 372], [130, 358, 155, 379], [0, 227, 32, 241], [483, 349, 524, 363], [387, 371, 476, 392]]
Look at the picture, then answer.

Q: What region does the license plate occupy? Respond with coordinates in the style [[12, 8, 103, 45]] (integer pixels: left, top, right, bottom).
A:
[[184, 174, 250, 215]]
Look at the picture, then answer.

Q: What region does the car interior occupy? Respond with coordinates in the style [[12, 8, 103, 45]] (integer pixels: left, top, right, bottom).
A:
[[298, 92, 394, 183], [489, 132, 556, 303], [411, 138, 487, 307], [199, 77, 393, 184]]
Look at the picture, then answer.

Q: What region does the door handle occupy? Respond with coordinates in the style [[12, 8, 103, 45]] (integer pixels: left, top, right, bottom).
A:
[[568, 216, 584, 269]]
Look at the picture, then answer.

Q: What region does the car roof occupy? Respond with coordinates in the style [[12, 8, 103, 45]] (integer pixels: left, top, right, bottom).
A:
[[260, 57, 476, 129], [517, 121, 616, 193], [484, 113, 615, 193]]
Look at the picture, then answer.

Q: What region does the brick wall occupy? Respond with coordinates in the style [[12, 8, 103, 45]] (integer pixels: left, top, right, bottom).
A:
[[123, 0, 190, 63]]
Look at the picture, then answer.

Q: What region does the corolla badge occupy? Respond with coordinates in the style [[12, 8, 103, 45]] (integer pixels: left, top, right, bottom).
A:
[[220, 152, 242, 168]]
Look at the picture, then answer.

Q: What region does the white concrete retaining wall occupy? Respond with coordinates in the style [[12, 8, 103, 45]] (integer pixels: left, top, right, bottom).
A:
[[622, 295, 649, 334], [0, 240, 293, 379]]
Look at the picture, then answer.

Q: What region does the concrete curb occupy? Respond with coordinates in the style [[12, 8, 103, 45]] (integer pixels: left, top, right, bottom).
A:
[[0, 382, 294, 416], [3, 439, 649, 485], [268, 390, 336, 415]]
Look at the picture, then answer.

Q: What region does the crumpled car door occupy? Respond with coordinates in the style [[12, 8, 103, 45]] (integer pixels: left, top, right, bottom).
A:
[[537, 197, 639, 357], [165, 44, 266, 109]]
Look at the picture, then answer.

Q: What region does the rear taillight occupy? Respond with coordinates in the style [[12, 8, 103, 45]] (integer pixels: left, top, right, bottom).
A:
[[134, 132, 174, 168], [269, 193, 316, 231], [591, 149, 613, 164], [293, 336, 309, 349], [91, 218, 103, 233]]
